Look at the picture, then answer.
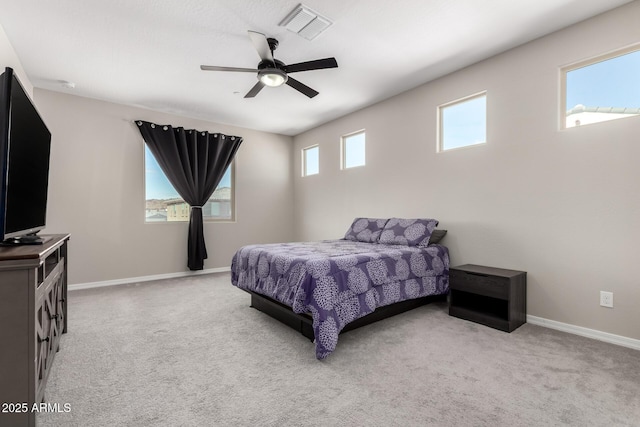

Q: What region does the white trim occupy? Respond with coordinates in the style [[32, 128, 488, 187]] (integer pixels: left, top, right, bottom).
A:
[[69, 267, 230, 291], [527, 315, 640, 351], [559, 43, 640, 131], [437, 90, 487, 152], [341, 129, 366, 170], [302, 144, 319, 177], [67, 275, 640, 352]]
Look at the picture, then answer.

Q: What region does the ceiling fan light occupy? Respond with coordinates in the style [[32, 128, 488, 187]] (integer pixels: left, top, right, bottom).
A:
[[258, 68, 288, 87]]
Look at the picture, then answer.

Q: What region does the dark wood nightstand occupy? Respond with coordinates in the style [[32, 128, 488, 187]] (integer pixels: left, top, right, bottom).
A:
[[449, 264, 526, 332]]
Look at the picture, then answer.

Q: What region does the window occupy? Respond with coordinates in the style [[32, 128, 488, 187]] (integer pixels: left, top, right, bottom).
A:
[[341, 130, 365, 169], [562, 46, 640, 129], [438, 92, 486, 151], [302, 145, 319, 176], [144, 145, 234, 222]]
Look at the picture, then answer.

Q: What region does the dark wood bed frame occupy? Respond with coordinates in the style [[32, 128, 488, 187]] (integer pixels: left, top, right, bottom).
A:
[[247, 290, 448, 341]]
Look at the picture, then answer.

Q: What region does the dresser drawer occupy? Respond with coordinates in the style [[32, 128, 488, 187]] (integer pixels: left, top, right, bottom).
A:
[[450, 269, 509, 299]]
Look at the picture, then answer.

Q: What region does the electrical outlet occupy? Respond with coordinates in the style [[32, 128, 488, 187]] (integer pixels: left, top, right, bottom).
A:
[[600, 291, 613, 308]]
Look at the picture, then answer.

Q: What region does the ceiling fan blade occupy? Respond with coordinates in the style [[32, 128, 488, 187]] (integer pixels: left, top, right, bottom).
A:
[[200, 65, 257, 73], [247, 31, 274, 63], [244, 81, 265, 98], [284, 58, 338, 73], [286, 77, 319, 98]]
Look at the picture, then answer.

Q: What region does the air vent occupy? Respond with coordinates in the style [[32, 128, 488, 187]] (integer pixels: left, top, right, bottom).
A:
[[279, 4, 332, 41]]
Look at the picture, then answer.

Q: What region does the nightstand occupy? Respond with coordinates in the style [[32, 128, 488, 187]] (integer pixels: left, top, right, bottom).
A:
[[449, 264, 527, 332]]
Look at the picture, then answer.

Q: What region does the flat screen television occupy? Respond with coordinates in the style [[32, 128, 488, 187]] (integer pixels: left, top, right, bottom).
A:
[[0, 67, 52, 245]]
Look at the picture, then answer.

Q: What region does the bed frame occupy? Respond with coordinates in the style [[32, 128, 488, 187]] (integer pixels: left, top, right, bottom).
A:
[[247, 290, 448, 341]]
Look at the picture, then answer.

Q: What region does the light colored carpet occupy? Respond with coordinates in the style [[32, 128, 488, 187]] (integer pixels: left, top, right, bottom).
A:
[[39, 273, 640, 426]]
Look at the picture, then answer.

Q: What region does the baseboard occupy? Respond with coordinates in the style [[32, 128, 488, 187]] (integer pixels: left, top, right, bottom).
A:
[[527, 315, 640, 351], [69, 267, 231, 291], [68, 274, 639, 352]]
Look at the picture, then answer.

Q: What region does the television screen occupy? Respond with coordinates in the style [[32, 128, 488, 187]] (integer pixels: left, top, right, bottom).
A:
[[0, 67, 52, 244]]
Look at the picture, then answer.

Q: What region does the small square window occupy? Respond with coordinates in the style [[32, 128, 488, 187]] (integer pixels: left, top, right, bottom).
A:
[[562, 46, 640, 129], [342, 130, 365, 169], [302, 145, 319, 176], [438, 92, 486, 151]]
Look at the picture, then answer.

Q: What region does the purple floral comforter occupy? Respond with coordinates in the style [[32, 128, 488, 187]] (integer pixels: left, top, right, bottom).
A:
[[231, 240, 449, 359]]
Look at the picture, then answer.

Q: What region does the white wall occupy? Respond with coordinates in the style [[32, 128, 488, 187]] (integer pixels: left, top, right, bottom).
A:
[[34, 90, 294, 285], [5, 24, 292, 286], [3, 4, 639, 341], [0, 25, 32, 96], [292, 2, 640, 341]]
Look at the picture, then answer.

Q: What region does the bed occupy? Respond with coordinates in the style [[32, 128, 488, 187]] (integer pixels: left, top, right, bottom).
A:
[[231, 217, 450, 359]]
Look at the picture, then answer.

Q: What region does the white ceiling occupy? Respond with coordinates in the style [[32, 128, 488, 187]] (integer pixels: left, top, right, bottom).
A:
[[0, 0, 632, 136]]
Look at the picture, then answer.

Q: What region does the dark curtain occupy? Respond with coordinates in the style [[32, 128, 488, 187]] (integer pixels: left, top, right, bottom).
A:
[[136, 121, 242, 270]]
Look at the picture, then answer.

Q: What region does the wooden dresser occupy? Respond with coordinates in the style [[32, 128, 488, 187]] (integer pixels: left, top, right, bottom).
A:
[[0, 234, 69, 427]]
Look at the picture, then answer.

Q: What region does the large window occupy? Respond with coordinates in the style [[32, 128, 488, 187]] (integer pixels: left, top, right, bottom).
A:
[[144, 145, 234, 222], [341, 130, 366, 169], [562, 46, 640, 129], [302, 145, 319, 176], [438, 92, 486, 152]]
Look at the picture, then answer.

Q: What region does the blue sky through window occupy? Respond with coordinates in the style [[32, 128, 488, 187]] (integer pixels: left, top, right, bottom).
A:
[[441, 94, 486, 151], [566, 49, 640, 110], [145, 145, 231, 200], [344, 132, 365, 168], [304, 146, 319, 176]]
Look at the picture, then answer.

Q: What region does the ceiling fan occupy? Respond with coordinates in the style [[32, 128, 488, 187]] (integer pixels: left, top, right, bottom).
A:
[[200, 31, 338, 99]]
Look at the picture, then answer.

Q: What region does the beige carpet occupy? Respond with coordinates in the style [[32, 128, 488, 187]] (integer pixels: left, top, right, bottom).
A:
[[39, 273, 640, 426]]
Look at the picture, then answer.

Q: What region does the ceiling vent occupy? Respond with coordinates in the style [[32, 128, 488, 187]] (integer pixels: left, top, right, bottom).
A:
[[279, 4, 332, 41]]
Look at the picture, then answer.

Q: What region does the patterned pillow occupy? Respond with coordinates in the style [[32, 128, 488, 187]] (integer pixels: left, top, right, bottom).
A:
[[344, 218, 389, 243], [378, 218, 439, 247]]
